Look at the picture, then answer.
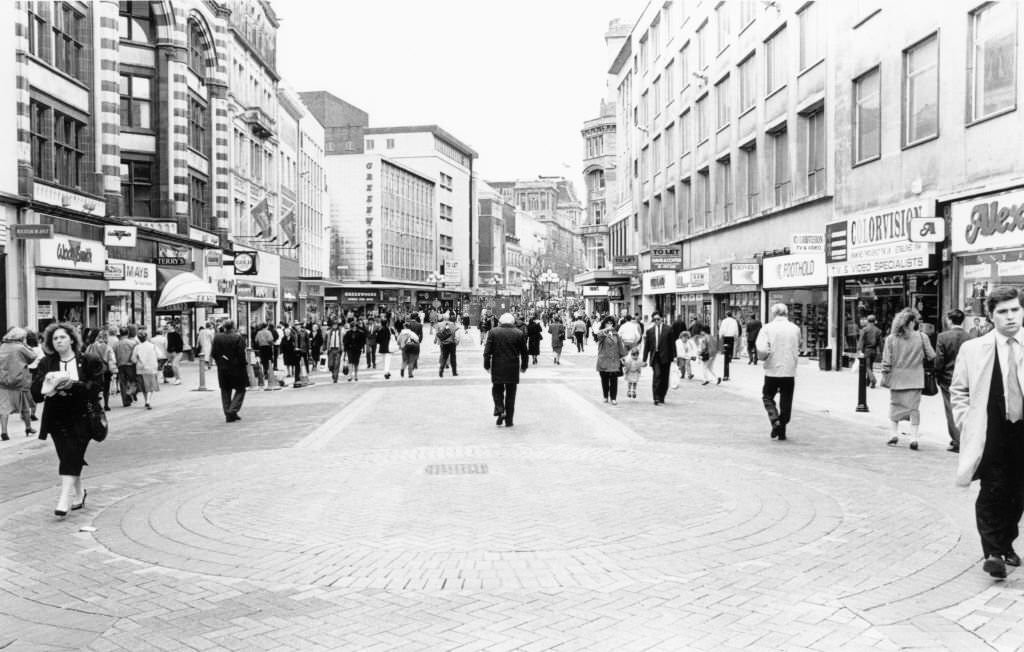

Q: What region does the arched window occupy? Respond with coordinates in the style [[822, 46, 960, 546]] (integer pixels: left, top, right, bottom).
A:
[[119, 1, 153, 43], [188, 20, 207, 75]]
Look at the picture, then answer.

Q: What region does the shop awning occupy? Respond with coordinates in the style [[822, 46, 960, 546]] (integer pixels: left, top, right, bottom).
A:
[[156, 272, 218, 308]]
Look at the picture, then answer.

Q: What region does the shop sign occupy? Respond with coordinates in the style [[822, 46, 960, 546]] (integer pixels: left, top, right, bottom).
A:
[[730, 263, 760, 285], [642, 270, 678, 295], [107, 259, 156, 291], [303, 284, 323, 298], [650, 245, 681, 270], [951, 188, 1024, 253], [340, 289, 380, 302], [762, 252, 827, 289], [613, 255, 638, 273], [189, 227, 220, 247], [37, 304, 53, 319], [582, 285, 610, 297], [445, 260, 459, 286], [234, 251, 258, 275], [365, 162, 375, 272], [792, 233, 825, 252], [235, 283, 277, 300], [38, 236, 106, 272], [205, 249, 223, 268], [825, 201, 933, 277], [104, 262, 125, 281], [11, 224, 53, 239], [608, 287, 625, 300], [104, 225, 137, 247], [676, 267, 710, 293], [156, 243, 189, 267], [909, 217, 945, 243], [216, 279, 235, 295]]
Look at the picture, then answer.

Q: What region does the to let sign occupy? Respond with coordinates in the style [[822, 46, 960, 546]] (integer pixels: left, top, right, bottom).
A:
[[649, 246, 681, 270]]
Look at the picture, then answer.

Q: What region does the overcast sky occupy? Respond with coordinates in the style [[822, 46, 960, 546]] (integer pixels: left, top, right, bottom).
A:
[[276, 0, 648, 194]]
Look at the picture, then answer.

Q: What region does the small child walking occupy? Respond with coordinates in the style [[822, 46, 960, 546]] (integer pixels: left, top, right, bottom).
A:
[[621, 348, 647, 399], [674, 331, 697, 388]]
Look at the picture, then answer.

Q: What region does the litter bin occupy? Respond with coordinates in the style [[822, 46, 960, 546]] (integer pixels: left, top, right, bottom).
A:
[[818, 348, 832, 371]]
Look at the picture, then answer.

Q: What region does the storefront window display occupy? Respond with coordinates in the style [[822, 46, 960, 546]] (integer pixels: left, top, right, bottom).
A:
[[767, 288, 828, 357], [840, 272, 939, 354], [958, 252, 1024, 331]]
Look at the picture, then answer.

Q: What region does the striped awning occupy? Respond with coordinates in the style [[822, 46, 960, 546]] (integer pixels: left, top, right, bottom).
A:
[[156, 272, 217, 308]]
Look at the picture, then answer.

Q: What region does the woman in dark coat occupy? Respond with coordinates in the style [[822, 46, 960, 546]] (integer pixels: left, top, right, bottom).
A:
[[309, 323, 324, 371], [377, 316, 396, 380], [526, 316, 543, 365], [547, 317, 566, 365], [280, 326, 297, 378], [31, 323, 105, 518], [593, 316, 628, 404], [343, 319, 367, 381]]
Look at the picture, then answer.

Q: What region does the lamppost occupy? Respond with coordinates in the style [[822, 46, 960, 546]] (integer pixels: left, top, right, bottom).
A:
[[539, 269, 560, 303], [426, 271, 443, 311], [492, 273, 502, 306]]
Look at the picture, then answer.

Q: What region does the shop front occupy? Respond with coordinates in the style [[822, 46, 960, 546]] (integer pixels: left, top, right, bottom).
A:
[[950, 186, 1024, 327], [36, 235, 108, 332], [641, 269, 677, 318], [299, 282, 325, 324], [675, 266, 710, 327], [827, 200, 940, 364], [710, 261, 761, 333], [575, 264, 635, 318], [104, 258, 156, 330], [280, 257, 301, 324], [762, 251, 828, 357], [236, 282, 278, 341], [329, 289, 381, 318]]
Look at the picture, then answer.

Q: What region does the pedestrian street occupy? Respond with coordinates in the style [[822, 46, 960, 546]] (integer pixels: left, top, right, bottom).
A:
[[2, 334, 1024, 651]]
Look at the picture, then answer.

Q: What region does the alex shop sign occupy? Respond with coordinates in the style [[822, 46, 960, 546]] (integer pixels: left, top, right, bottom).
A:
[[951, 188, 1024, 253], [38, 237, 106, 273]]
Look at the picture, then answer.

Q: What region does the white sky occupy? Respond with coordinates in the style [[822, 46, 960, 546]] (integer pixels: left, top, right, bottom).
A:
[[276, 0, 649, 194]]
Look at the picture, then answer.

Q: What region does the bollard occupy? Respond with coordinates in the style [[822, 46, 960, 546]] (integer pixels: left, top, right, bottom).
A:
[[855, 353, 869, 412], [192, 358, 214, 392]]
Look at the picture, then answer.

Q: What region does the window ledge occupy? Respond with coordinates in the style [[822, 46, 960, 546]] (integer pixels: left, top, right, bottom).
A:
[[26, 54, 89, 92], [901, 133, 939, 151], [716, 124, 730, 136], [797, 57, 825, 79], [120, 127, 156, 136], [967, 105, 1017, 129], [764, 85, 787, 102], [738, 105, 756, 120], [852, 154, 881, 169], [738, 19, 756, 36], [852, 8, 882, 30]]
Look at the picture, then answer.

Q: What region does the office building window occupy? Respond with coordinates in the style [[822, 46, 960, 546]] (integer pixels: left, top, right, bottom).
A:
[[697, 22, 707, 69], [439, 234, 454, 253], [653, 135, 662, 170], [188, 20, 207, 75], [651, 18, 661, 54], [765, 27, 787, 94], [665, 123, 675, 162], [680, 109, 692, 152], [697, 168, 710, 229], [805, 109, 826, 194], [386, 138, 395, 149], [120, 159, 154, 217], [641, 90, 650, 127], [188, 95, 208, 153], [743, 144, 758, 215], [968, 2, 1017, 122], [641, 146, 650, 180], [640, 34, 649, 73], [665, 60, 675, 102], [718, 157, 733, 223], [739, 0, 756, 28], [366, 139, 375, 150], [681, 42, 691, 87], [440, 203, 454, 222], [854, 67, 881, 163], [53, 3, 85, 80], [653, 76, 662, 113], [798, 2, 824, 69], [119, 74, 152, 129], [903, 34, 938, 144], [27, 3, 49, 60], [716, 2, 731, 51], [680, 178, 692, 234], [29, 101, 50, 180], [739, 54, 756, 112], [696, 96, 709, 141], [771, 128, 790, 204], [119, 1, 153, 42], [716, 75, 731, 129], [54, 112, 85, 188], [189, 175, 208, 227]]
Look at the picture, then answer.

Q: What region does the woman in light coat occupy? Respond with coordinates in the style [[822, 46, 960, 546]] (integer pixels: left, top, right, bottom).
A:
[[881, 307, 936, 450], [131, 330, 159, 409]]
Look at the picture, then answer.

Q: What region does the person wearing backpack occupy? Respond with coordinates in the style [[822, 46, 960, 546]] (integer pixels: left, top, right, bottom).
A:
[[435, 315, 459, 377], [397, 322, 420, 379]]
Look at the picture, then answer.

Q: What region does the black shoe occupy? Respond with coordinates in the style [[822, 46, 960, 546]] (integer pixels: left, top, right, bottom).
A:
[[439, 371, 444, 377], [770, 424, 779, 440], [984, 555, 1008, 579], [723, 377, 730, 381], [104, 406, 110, 412], [701, 381, 710, 386], [504, 421, 514, 427], [716, 378, 722, 385], [452, 372, 458, 376], [71, 489, 87, 511], [1007, 551, 1022, 567], [496, 412, 505, 426], [947, 444, 960, 453], [31, 414, 38, 421], [384, 373, 391, 379], [776, 433, 787, 441], [0, 433, 7, 441], [400, 369, 405, 377]]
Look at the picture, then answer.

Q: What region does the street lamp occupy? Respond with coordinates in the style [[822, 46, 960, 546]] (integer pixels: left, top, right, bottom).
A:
[[539, 269, 560, 302], [426, 271, 443, 294], [492, 273, 502, 302]]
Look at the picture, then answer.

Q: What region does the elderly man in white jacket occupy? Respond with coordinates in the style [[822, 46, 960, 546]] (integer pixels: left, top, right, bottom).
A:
[[951, 286, 1024, 580], [755, 303, 801, 442]]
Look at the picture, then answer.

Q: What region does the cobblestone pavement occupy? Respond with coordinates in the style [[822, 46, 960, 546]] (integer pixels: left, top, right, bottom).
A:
[[1, 333, 1022, 651]]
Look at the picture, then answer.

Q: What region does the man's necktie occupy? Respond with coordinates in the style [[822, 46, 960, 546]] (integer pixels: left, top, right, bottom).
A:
[[1008, 338, 1023, 423]]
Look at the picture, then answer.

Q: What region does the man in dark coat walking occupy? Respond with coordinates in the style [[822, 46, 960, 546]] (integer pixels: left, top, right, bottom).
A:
[[484, 312, 529, 427], [643, 312, 675, 405], [211, 320, 248, 422]]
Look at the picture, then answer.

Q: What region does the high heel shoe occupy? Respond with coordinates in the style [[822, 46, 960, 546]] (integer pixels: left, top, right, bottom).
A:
[[71, 489, 87, 511], [909, 441, 919, 451], [887, 436, 899, 446]]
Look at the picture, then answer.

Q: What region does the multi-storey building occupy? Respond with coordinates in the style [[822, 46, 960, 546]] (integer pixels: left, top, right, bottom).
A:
[[8, 0, 236, 343], [828, 1, 1024, 364], [477, 181, 509, 292], [610, 0, 834, 355]]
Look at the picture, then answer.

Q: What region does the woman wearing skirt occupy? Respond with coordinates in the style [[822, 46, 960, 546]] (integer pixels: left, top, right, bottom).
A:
[[881, 308, 936, 450]]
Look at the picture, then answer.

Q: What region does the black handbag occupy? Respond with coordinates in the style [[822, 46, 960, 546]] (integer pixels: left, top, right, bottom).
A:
[[85, 401, 108, 442], [920, 333, 938, 396]]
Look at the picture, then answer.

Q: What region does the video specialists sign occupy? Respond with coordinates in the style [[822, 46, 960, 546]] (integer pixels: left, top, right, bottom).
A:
[[825, 200, 934, 277]]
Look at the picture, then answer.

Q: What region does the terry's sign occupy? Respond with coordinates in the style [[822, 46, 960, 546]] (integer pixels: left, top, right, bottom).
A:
[[952, 188, 1024, 253]]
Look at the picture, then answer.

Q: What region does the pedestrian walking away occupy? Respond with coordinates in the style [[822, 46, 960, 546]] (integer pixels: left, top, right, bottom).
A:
[[745, 316, 762, 365], [934, 308, 971, 453], [435, 316, 459, 377], [694, 325, 721, 386], [719, 311, 740, 380], [880, 308, 936, 450], [643, 312, 675, 405], [572, 316, 587, 353], [165, 324, 184, 385], [130, 330, 160, 410], [211, 320, 248, 423], [364, 319, 379, 369], [858, 315, 883, 388], [526, 315, 543, 366], [951, 286, 1024, 580], [483, 313, 529, 427], [756, 303, 801, 441], [310, 323, 325, 372], [112, 327, 138, 406], [397, 322, 420, 379], [254, 323, 275, 386], [31, 323, 106, 518], [84, 329, 116, 412], [548, 316, 566, 365], [0, 327, 38, 440]]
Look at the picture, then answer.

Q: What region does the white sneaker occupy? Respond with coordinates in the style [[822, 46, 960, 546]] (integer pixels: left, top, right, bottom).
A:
[[172, 379, 182, 385]]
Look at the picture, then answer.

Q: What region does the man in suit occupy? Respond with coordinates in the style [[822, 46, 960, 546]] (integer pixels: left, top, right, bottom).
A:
[[951, 286, 1024, 579], [934, 308, 972, 453], [211, 320, 248, 423], [643, 312, 675, 405], [483, 313, 529, 427]]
